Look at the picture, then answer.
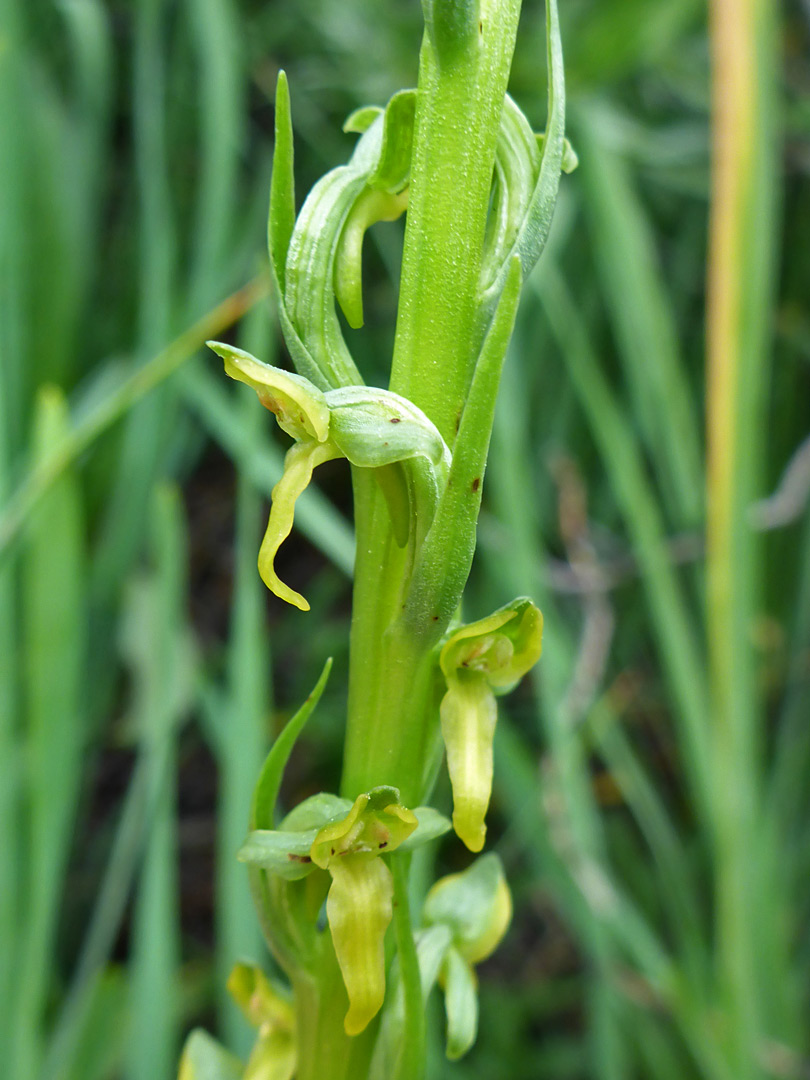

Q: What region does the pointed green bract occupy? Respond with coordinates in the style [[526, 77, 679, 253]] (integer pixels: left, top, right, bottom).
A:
[[269, 71, 295, 295]]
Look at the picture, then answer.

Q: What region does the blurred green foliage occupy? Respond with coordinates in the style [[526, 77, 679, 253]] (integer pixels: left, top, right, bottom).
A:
[[0, 1, 808, 1078]]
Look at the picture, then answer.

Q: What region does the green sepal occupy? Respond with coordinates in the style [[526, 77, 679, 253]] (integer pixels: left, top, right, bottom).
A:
[[207, 342, 331, 442], [250, 659, 333, 830], [177, 1030, 242, 1080], [398, 806, 452, 850], [344, 105, 383, 134], [310, 786, 417, 866], [438, 597, 542, 850], [335, 186, 408, 329], [367, 89, 417, 192], [442, 947, 478, 1060], [238, 829, 319, 881], [535, 133, 578, 174], [239, 792, 355, 879], [439, 596, 543, 693], [422, 853, 512, 964], [280, 792, 354, 833]]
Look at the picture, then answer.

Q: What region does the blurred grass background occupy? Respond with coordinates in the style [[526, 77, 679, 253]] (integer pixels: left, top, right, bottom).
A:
[[1, 0, 809, 1078]]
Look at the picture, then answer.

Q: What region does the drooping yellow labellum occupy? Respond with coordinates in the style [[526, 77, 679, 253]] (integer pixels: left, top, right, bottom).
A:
[[326, 855, 393, 1036], [440, 673, 497, 852], [258, 441, 341, 611]]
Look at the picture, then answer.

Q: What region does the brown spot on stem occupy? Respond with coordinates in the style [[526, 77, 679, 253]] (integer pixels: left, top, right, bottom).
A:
[[390, 417, 401, 424], [288, 854, 312, 863], [471, 477, 481, 492]]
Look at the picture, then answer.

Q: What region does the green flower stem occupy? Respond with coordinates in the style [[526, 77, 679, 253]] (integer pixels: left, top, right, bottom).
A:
[[389, 853, 424, 1080], [342, 0, 523, 806], [292, 946, 377, 1080], [390, 0, 523, 439]]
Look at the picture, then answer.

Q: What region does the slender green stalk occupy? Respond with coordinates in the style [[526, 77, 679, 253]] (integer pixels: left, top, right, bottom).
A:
[[705, 0, 779, 1072]]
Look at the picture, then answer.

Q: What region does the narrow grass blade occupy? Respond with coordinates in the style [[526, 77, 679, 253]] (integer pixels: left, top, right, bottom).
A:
[[13, 388, 86, 1080], [531, 268, 711, 814], [215, 306, 273, 1054], [186, 0, 244, 315], [705, 0, 785, 1068], [124, 485, 192, 1080], [575, 112, 703, 527]]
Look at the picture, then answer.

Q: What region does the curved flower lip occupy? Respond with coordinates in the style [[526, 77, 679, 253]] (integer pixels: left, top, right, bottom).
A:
[[207, 340, 331, 443]]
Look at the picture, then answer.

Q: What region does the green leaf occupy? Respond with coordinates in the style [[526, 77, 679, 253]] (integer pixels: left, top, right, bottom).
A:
[[250, 659, 334, 829], [442, 948, 478, 1060]]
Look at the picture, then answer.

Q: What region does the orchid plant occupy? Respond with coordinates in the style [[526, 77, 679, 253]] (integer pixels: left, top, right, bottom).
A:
[[180, 1, 572, 1076]]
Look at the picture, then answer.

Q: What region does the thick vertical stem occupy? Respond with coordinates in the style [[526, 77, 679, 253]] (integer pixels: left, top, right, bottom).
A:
[[342, 0, 522, 804]]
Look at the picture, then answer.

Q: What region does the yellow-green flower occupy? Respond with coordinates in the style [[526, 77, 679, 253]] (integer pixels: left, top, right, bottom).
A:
[[227, 963, 296, 1080], [439, 599, 542, 851], [422, 854, 513, 1059], [311, 788, 417, 1035], [207, 342, 449, 612]]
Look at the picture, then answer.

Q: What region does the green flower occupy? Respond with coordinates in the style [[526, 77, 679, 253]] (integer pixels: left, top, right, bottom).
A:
[[207, 342, 449, 611], [238, 786, 450, 1037], [422, 854, 513, 1060], [227, 963, 296, 1080], [439, 598, 543, 851]]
